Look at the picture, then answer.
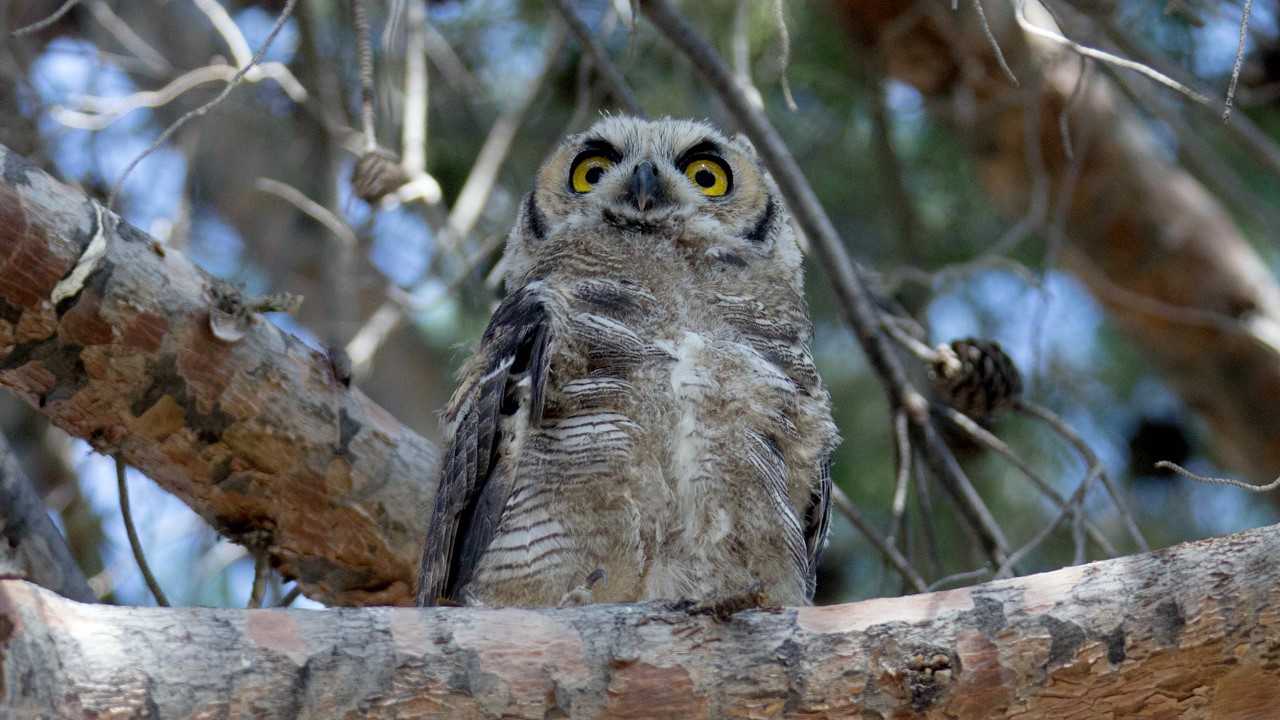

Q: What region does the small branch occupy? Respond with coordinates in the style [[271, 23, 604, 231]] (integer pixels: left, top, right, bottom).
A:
[[1156, 462, 1280, 493], [1014, 0, 1209, 106], [1016, 400, 1149, 552], [248, 553, 269, 608], [278, 584, 304, 607], [771, 0, 798, 111], [1223, 0, 1254, 122], [255, 178, 357, 248], [108, 0, 301, 209], [886, 408, 912, 544], [972, 0, 1018, 86], [830, 486, 927, 593], [115, 457, 169, 607], [11, 0, 82, 37], [88, 0, 171, 74], [937, 406, 1118, 557], [551, 0, 645, 117], [55, 61, 305, 131]]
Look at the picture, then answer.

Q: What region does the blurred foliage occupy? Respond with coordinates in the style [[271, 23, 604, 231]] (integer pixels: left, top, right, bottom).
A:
[[1, 0, 1277, 609]]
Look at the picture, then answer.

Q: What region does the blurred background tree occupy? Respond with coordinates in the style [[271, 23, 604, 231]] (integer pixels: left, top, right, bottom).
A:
[[1, 0, 1277, 610]]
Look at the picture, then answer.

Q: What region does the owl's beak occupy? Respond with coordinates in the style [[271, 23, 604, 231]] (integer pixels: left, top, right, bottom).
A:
[[625, 161, 666, 212]]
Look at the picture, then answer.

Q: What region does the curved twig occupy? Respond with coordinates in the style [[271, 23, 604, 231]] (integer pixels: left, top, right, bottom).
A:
[[114, 457, 169, 607]]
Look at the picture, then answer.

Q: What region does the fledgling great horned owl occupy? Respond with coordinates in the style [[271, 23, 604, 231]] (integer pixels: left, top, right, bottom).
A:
[[417, 116, 839, 608]]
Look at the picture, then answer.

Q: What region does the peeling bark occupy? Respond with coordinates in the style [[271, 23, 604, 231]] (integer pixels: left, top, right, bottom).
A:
[[839, 1, 1280, 483], [0, 432, 94, 603], [4, 523, 1280, 718], [0, 144, 436, 607]]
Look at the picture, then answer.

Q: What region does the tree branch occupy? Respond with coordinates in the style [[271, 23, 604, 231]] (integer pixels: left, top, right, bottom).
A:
[[0, 432, 95, 603], [5, 522, 1280, 717], [0, 143, 436, 606]]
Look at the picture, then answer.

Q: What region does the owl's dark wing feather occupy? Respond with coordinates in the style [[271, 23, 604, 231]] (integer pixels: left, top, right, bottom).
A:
[[802, 453, 833, 601], [416, 286, 552, 606]]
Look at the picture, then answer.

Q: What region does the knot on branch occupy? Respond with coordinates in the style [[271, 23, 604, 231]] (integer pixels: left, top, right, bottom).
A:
[[208, 282, 302, 343], [930, 338, 1022, 419]]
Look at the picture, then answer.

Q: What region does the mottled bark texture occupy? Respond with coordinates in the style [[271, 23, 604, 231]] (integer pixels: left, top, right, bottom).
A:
[[0, 143, 436, 606], [4, 522, 1280, 718], [839, 1, 1280, 483], [0, 432, 95, 603]]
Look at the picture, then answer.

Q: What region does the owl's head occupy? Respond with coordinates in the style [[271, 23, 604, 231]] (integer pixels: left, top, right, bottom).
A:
[[503, 116, 802, 287]]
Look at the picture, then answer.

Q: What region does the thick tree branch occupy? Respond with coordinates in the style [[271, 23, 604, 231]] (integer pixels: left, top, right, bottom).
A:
[[0, 432, 95, 603], [839, 1, 1280, 484], [0, 144, 436, 606], [4, 523, 1280, 717]]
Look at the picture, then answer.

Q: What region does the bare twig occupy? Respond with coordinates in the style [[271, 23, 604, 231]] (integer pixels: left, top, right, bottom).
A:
[[641, 0, 1012, 567], [278, 584, 304, 607], [973, 0, 1018, 86], [1223, 0, 1254, 122], [926, 566, 991, 592], [830, 486, 927, 593], [422, 19, 483, 95], [1017, 400, 1149, 552], [887, 408, 912, 544], [108, 0, 301, 209], [1015, 0, 1209, 107], [1088, 12, 1280, 178], [115, 457, 169, 607], [940, 406, 1118, 555], [772, 0, 798, 111], [912, 454, 943, 578], [1156, 461, 1280, 493], [55, 62, 305, 131], [248, 553, 269, 608], [1058, 56, 1090, 160], [552, 0, 645, 117], [88, 0, 171, 74], [255, 178, 357, 248], [11, 0, 82, 37]]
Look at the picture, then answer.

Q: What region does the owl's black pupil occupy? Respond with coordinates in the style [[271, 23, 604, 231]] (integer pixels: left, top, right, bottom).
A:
[[695, 169, 716, 188], [585, 166, 604, 184]]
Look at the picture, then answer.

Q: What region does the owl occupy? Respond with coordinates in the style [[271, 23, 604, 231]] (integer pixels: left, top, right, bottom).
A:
[[417, 116, 839, 608]]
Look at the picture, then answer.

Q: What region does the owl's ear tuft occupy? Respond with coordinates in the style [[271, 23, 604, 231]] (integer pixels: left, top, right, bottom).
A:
[[732, 133, 759, 159]]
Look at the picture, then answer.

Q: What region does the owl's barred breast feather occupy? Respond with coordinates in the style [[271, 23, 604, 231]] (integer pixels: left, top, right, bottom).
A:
[[418, 116, 839, 608]]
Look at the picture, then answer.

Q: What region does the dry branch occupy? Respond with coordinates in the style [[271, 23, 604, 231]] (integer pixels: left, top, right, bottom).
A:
[[5, 522, 1280, 717], [0, 143, 435, 606]]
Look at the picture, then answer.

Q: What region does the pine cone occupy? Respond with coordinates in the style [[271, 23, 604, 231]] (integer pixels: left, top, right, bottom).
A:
[[352, 148, 409, 204], [930, 338, 1022, 418]]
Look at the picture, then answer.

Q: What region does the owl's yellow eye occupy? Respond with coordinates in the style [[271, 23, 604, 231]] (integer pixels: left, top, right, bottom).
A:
[[682, 157, 731, 197], [570, 155, 614, 193]]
